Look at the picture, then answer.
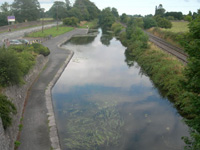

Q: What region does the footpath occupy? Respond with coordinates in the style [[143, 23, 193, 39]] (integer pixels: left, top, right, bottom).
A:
[[18, 29, 87, 150]]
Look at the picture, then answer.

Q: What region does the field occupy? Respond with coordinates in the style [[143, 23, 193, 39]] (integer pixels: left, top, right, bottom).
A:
[[27, 26, 74, 38], [162, 21, 189, 33]]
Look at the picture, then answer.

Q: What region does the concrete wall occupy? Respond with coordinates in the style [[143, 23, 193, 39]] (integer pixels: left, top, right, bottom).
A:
[[0, 55, 48, 150]]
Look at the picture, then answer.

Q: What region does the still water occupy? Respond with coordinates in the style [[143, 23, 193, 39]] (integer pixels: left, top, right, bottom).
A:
[[52, 30, 189, 150]]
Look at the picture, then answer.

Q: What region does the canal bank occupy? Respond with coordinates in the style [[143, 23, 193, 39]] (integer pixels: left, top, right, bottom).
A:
[[52, 30, 189, 150], [18, 29, 87, 150]]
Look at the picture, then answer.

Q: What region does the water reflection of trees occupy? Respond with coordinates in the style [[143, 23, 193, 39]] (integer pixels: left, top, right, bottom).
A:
[[100, 32, 113, 46], [124, 49, 170, 101], [69, 36, 96, 45]]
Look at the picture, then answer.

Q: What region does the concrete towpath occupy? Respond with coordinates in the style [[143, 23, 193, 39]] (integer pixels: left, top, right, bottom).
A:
[[18, 28, 87, 150]]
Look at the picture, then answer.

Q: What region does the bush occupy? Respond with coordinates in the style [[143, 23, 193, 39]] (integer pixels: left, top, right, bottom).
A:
[[32, 43, 50, 56], [0, 49, 22, 86], [111, 22, 124, 35], [143, 17, 157, 29], [63, 17, 79, 27], [0, 94, 17, 129], [155, 16, 172, 28]]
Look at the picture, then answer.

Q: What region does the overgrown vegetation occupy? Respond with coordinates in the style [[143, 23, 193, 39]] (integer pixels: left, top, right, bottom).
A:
[[0, 94, 17, 129], [179, 15, 200, 150], [0, 44, 50, 129], [112, 13, 200, 149], [63, 17, 79, 27]]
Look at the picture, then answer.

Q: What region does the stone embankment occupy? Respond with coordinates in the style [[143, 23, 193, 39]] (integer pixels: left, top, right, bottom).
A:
[[0, 55, 49, 150]]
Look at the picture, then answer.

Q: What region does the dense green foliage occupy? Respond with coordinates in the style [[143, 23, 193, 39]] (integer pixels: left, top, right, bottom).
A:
[[12, 0, 41, 22], [48, 1, 68, 20], [0, 48, 23, 87], [31, 43, 50, 56], [0, 2, 12, 26], [0, 94, 17, 129], [0, 44, 50, 87], [143, 17, 157, 29], [154, 16, 172, 28], [63, 17, 79, 27], [48, 0, 100, 21], [0, 44, 50, 129], [99, 7, 115, 31], [111, 22, 124, 35], [165, 12, 183, 20], [180, 15, 200, 150], [73, 0, 100, 21]]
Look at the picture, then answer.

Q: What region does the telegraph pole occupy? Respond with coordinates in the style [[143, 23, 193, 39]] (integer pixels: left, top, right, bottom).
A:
[[57, 5, 58, 30]]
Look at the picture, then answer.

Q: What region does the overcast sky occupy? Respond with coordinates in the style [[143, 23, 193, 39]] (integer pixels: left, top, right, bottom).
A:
[[1, 0, 200, 16]]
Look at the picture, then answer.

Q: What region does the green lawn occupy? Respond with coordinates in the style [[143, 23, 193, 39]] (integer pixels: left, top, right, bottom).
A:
[[27, 26, 74, 38], [162, 21, 189, 33]]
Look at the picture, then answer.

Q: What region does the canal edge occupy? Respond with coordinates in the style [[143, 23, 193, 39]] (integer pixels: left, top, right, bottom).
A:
[[45, 50, 74, 150]]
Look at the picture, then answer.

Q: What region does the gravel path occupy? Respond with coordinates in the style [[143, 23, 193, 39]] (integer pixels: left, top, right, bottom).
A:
[[18, 28, 87, 150]]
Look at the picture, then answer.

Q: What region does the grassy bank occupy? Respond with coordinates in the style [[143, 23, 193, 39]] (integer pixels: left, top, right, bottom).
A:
[[112, 21, 200, 149], [27, 26, 74, 38]]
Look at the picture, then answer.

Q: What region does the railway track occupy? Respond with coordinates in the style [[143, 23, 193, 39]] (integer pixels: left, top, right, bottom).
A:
[[144, 31, 188, 64]]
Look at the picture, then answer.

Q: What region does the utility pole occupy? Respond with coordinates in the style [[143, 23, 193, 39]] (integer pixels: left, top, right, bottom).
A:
[[57, 5, 58, 30], [41, 8, 45, 33]]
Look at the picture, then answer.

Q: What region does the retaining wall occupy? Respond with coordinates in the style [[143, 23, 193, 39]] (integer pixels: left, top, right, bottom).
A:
[[0, 55, 49, 150]]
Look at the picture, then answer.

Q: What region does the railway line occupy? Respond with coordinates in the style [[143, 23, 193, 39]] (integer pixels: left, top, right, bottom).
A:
[[144, 31, 188, 64]]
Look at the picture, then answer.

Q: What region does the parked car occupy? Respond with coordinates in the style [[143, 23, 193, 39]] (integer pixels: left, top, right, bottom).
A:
[[18, 39, 29, 45], [9, 40, 23, 45]]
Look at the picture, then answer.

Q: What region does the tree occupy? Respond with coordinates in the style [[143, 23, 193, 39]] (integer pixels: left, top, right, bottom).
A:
[[0, 2, 12, 26], [12, 0, 40, 22], [155, 4, 165, 17], [154, 16, 172, 28], [0, 2, 10, 12], [48, 1, 68, 20], [143, 17, 157, 29], [165, 12, 183, 20], [99, 7, 115, 31], [63, 17, 79, 26], [181, 14, 200, 150], [73, 0, 100, 21], [111, 7, 119, 18], [120, 13, 128, 24], [65, 0, 71, 9], [184, 15, 192, 22]]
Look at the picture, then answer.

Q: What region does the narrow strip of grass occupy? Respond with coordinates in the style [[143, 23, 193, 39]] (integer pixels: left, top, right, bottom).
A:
[[27, 26, 74, 38]]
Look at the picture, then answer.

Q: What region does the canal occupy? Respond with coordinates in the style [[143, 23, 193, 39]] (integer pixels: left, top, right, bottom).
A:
[[52, 30, 189, 150]]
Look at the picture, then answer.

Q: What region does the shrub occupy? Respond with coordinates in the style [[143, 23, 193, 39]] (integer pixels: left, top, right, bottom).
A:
[[32, 43, 50, 56], [154, 16, 172, 28], [0, 94, 17, 129], [0, 49, 22, 86], [143, 17, 157, 29], [111, 22, 124, 35], [63, 17, 79, 27]]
